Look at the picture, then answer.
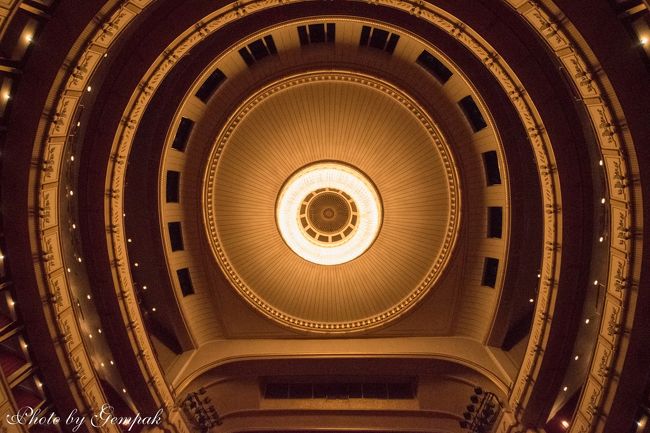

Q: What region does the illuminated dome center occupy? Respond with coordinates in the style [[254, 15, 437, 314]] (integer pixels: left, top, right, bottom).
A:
[[276, 162, 382, 265]]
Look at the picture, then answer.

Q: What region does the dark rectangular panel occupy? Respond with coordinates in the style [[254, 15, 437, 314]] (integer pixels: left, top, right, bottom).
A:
[[263, 35, 277, 55], [385, 33, 400, 54], [416, 50, 453, 83], [288, 383, 312, 399], [359, 25, 371, 46], [482, 257, 499, 288], [369, 28, 389, 50], [363, 383, 387, 399], [171, 117, 194, 151], [308, 23, 325, 43], [264, 383, 289, 399], [387, 382, 415, 399], [482, 150, 502, 186], [458, 95, 488, 132], [195, 68, 226, 103], [297, 25, 309, 45], [249, 39, 269, 60], [238, 47, 255, 66], [176, 267, 195, 296], [165, 171, 180, 203], [326, 23, 336, 43], [487, 207, 503, 238], [168, 221, 184, 251]]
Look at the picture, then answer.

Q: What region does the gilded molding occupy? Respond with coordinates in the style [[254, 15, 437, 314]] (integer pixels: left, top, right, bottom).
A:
[[501, 1, 639, 432], [31, 1, 171, 432]]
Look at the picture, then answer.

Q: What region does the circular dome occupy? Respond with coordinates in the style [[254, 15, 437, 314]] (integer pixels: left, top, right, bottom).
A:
[[276, 162, 382, 265], [204, 71, 460, 332]]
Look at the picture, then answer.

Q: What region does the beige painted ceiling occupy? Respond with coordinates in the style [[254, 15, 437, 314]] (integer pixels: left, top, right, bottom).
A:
[[204, 71, 460, 332]]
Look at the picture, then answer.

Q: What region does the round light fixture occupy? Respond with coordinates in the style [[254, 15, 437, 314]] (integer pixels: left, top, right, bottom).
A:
[[276, 162, 382, 265]]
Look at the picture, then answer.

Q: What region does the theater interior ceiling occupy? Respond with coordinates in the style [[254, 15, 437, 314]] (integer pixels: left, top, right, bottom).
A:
[[0, 1, 649, 432]]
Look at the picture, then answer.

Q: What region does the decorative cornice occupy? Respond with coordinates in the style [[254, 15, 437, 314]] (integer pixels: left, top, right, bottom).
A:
[[495, 1, 638, 432]]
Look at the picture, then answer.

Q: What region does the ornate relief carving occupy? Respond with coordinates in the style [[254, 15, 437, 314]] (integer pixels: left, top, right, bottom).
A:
[[39, 185, 58, 230]]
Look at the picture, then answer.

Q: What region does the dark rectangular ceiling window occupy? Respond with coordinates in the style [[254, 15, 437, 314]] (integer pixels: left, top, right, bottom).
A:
[[482, 257, 499, 288], [297, 23, 336, 45], [360, 26, 399, 54], [249, 39, 269, 60], [238, 47, 255, 66], [239, 35, 278, 66], [176, 268, 195, 297], [171, 117, 194, 152], [297, 25, 309, 45], [168, 222, 184, 251], [482, 150, 502, 186], [165, 171, 180, 203], [458, 95, 488, 132], [369, 28, 389, 50], [195, 68, 226, 103], [416, 50, 453, 84], [359, 25, 371, 46], [326, 23, 336, 43], [487, 207, 503, 238], [385, 33, 400, 54], [263, 35, 278, 55], [264, 380, 415, 400], [308, 23, 325, 43]]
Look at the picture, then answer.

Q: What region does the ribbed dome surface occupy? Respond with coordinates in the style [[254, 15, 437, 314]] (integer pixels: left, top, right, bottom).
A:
[[204, 71, 460, 332]]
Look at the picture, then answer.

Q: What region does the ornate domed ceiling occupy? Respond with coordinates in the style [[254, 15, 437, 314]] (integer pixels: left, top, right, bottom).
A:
[[0, 1, 649, 432], [203, 70, 460, 332]]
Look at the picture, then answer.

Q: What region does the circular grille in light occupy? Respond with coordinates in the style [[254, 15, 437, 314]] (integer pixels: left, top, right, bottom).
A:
[[276, 162, 382, 265]]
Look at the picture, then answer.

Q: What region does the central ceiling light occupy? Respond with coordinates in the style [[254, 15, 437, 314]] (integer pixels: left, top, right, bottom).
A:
[[276, 162, 382, 265]]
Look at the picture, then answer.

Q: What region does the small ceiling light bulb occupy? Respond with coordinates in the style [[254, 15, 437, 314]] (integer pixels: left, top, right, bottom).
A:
[[599, 159, 603, 166], [585, 318, 590, 324], [599, 236, 604, 242], [72, 223, 76, 229], [122, 388, 127, 393], [593, 280, 598, 286], [529, 298, 534, 303], [127, 238, 132, 243], [77, 257, 82, 263], [98, 328, 102, 333], [563, 386, 568, 391], [601, 198, 606, 204], [574, 355, 579, 360], [87, 86, 92, 92], [561, 420, 570, 428], [9, 300, 15, 306], [110, 360, 114, 365], [66, 267, 71, 273], [134, 262, 139, 267], [86, 294, 91, 300], [25, 34, 33, 43], [100, 362, 105, 367], [142, 285, 147, 290], [151, 307, 157, 312], [641, 37, 648, 46], [3, 92, 10, 101], [88, 334, 93, 339], [69, 190, 74, 196]]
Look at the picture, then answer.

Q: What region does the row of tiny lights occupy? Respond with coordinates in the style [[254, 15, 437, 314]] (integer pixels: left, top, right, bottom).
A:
[[62, 58, 132, 399], [555, 160, 612, 429]]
